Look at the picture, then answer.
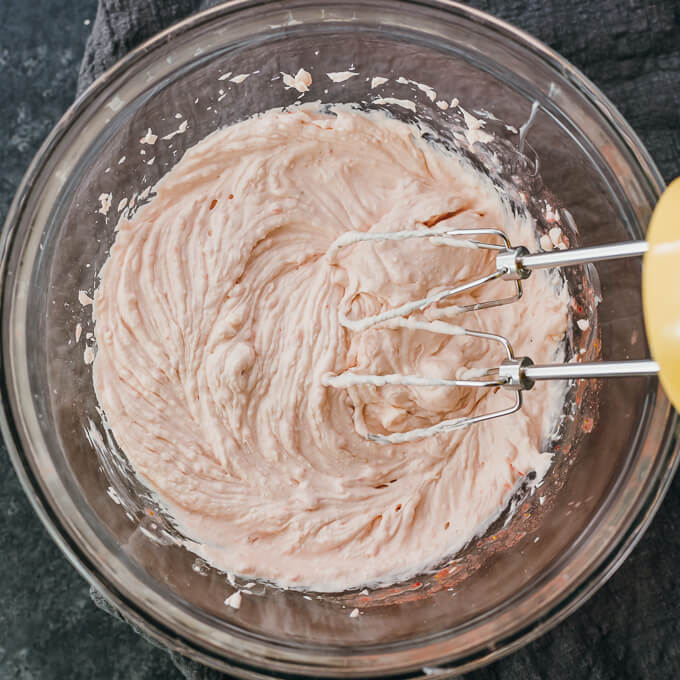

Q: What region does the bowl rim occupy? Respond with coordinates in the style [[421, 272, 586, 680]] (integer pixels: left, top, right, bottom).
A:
[[1, 0, 677, 677]]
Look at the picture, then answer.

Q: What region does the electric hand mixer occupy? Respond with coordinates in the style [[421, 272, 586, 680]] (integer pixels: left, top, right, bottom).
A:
[[323, 179, 680, 444]]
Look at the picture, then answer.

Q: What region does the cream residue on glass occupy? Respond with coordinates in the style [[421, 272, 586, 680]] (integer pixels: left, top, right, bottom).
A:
[[91, 103, 569, 591]]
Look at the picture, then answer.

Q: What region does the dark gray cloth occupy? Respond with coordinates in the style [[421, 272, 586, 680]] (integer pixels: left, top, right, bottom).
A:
[[79, 1, 680, 679]]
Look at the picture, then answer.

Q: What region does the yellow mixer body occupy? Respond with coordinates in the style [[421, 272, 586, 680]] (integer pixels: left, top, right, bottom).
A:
[[643, 177, 680, 411]]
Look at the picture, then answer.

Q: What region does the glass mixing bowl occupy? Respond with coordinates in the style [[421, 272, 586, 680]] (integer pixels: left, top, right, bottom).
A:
[[1, 1, 677, 677]]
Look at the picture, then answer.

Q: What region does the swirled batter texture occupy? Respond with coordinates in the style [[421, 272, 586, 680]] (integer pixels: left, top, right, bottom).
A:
[[93, 105, 568, 591]]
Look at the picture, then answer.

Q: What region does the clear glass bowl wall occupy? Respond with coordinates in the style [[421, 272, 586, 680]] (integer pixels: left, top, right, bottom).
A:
[[1, 1, 676, 678]]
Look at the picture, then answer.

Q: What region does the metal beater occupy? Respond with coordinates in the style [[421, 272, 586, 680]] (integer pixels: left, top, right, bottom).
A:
[[322, 226, 661, 444]]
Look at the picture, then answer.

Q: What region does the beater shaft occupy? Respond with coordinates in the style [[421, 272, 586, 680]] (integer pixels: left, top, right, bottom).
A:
[[522, 358, 658, 381], [500, 241, 649, 279], [498, 357, 659, 391]]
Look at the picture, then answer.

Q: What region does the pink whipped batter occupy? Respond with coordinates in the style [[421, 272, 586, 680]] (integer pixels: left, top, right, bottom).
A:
[[92, 104, 569, 591]]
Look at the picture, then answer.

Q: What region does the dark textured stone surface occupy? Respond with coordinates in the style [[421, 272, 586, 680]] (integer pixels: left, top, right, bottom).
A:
[[1, 1, 679, 679], [0, 2, 179, 679]]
